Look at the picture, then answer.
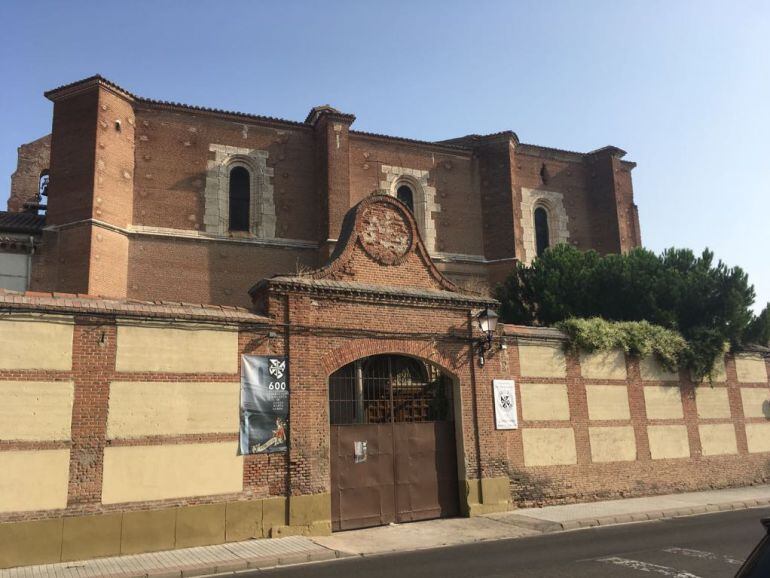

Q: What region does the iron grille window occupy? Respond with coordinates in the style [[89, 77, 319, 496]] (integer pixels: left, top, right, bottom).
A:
[[329, 355, 453, 425]]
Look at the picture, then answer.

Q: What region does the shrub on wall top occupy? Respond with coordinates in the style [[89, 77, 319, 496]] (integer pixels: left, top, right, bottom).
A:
[[496, 244, 764, 381]]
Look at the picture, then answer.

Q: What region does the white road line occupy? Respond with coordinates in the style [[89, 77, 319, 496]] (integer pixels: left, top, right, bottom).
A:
[[597, 556, 703, 577], [663, 547, 742, 566]]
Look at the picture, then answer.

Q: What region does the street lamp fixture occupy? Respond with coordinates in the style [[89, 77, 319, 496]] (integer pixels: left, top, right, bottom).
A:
[[475, 307, 499, 367]]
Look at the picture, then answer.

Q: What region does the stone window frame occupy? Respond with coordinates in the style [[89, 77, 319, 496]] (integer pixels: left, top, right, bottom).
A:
[[204, 144, 276, 238], [520, 188, 569, 264], [379, 165, 440, 254]]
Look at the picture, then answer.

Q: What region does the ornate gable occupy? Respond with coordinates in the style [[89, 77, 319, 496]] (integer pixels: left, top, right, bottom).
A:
[[250, 194, 495, 307], [318, 194, 455, 291]]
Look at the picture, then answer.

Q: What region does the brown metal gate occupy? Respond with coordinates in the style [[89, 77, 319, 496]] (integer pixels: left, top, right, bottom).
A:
[[329, 355, 459, 531]]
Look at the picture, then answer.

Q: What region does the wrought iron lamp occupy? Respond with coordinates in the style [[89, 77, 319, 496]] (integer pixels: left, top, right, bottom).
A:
[[475, 307, 499, 367]]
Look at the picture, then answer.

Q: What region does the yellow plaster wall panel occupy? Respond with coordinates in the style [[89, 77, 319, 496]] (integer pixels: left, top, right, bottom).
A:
[[115, 325, 238, 374], [589, 426, 636, 463], [0, 317, 73, 370], [107, 381, 239, 438], [745, 423, 770, 453], [585, 385, 631, 421], [0, 449, 70, 513], [735, 356, 768, 383], [698, 424, 738, 456], [647, 425, 690, 459], [740, 388, 770, 419], [518, 343, 567, 378], [0, 381, 74, 441], [644, 386, 684, 420], [580, 350, 627, 380], [522, 428, 577, 466], [695, 387, 731, 419], [639, 356, 679, 382], [101, 442, 243, 504], [520, 383, 570, 421]]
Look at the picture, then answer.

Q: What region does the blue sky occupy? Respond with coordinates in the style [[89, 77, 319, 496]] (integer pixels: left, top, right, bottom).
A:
[[0, 1, 767, 310]]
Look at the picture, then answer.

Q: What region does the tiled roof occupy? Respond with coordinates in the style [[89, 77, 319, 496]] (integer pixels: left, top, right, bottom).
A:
[[256, 275, 497, 306], [0, 211, 45, 234], [45, 75, 309, 129], [43, 75, 631, 161], [0, 289, 268, 324]]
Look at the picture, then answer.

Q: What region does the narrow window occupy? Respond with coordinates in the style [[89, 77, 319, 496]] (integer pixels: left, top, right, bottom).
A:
[[534, 206, 550, 257], [229, 166, 250, 232], [396, 184, 414, 212]]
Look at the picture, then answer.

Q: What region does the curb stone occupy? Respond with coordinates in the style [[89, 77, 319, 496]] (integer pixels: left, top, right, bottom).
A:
[[545, 499, 770, 532]]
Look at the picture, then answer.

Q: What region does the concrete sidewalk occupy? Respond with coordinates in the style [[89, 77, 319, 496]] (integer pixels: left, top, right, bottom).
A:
[[315, 484, 770, 556], [4, 484, 770, 577]]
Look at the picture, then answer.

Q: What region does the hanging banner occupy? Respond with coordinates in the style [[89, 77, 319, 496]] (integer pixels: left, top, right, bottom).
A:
[[493, 379, 518, 430], [239, 355, 289, 455]]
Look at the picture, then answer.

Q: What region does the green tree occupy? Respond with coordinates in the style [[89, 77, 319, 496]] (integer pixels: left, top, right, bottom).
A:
[[495, 244, 758, 380], [745, 304, 770, 347]]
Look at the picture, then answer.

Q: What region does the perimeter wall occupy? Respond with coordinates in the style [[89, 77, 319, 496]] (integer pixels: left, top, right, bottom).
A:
[[0, 306, 768, 568]]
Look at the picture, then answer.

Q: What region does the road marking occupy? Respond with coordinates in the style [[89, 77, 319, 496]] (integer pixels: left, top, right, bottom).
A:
[[597, 556, 702, 577], [663, 547, 742, 566]]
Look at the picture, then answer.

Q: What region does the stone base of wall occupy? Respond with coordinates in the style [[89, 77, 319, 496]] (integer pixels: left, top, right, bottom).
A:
[[505, 455, 770, 508], [0, 495, 331, 569], [462, 477, 511, 516]]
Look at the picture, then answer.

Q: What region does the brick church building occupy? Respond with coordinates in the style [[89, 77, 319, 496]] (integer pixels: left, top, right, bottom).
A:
[[3, 74, 641, 302], [5, 77, 766, 569]]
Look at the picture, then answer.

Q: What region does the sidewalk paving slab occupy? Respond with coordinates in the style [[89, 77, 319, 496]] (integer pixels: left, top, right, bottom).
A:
[[0, 536, 342, 578]]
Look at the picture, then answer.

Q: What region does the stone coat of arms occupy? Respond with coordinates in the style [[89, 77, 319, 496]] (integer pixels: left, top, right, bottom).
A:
[[360, 205, 412, 265]]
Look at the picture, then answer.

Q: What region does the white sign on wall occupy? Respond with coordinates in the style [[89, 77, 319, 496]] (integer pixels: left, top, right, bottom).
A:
[[493, 379, 518, 430]]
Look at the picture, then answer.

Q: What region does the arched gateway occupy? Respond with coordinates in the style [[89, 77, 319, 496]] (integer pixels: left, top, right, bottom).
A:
[[329, 354, 459, 530], [249, 193, 500, 534]]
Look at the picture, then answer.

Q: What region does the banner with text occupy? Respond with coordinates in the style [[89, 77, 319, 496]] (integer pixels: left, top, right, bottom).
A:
[[239, 355, 289, 455]]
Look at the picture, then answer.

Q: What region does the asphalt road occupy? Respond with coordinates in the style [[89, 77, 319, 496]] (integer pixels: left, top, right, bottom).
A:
[[252, 507, 770, 577]]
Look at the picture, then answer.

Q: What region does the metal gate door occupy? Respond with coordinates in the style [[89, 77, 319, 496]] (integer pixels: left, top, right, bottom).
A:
[[329, 355, 459, 531]]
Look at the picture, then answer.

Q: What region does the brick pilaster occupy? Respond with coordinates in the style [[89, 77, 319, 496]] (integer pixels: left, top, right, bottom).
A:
[[66, 317, 116, 506]]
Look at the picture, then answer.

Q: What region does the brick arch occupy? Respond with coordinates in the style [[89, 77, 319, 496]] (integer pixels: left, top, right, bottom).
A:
[[320, 339, 462, 382]]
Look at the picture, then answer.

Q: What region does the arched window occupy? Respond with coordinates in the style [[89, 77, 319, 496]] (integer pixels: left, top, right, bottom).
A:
[[228, 166, 250, 232], [396, 184, 414, 213], [534, 206, 550, 257]]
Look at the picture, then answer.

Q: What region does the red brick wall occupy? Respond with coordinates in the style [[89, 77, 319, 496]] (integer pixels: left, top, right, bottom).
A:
[[133, 107, 318, 240], [126, 235, 318, 307], [32, 77, 642, 305], [8, 134, 51, 213], [348, 135, 483, 257]]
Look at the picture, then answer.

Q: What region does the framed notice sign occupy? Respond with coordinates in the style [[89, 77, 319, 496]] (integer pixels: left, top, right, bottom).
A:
[[239, 355, 289, 455], [493, 379, 518, 430]]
